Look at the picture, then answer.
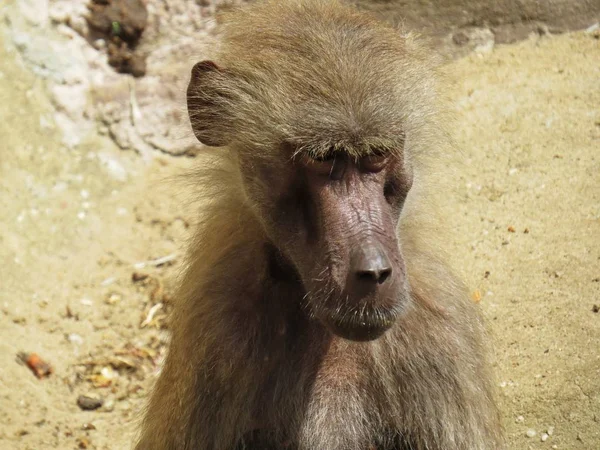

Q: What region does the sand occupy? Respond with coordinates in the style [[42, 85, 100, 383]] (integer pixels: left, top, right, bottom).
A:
[[0, 30, 598, 450]]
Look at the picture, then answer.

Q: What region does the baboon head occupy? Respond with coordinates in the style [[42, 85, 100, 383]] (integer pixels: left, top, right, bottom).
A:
[[187, 1, 433, 341]]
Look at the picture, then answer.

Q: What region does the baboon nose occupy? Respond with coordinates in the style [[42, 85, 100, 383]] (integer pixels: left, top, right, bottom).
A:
[[351, 243, 392, 285]]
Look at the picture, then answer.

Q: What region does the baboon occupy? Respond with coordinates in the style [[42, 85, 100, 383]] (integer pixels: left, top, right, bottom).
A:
[[136, 1, 504, 449]]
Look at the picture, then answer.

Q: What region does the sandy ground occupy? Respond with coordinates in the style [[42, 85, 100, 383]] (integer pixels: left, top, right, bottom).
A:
[[0, 29, 598, 450]]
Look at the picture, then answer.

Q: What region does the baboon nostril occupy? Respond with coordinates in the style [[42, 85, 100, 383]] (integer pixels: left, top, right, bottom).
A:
[[351, 243, 393, 286], [356, 267, 392, 284], [378, 267, 391, 283]]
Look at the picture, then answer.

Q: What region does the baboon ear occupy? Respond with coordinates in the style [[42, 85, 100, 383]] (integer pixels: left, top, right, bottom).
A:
[[187, 60, 231, 147]]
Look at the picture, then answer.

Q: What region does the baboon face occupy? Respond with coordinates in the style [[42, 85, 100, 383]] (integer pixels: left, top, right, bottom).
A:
[[188, 61, 413, 341], [276, 148, 413, 342]]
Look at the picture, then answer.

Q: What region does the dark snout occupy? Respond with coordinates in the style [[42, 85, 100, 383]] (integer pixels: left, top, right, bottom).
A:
[[299, 164, 410, 342], [324, 239, 406, 342], [349, 240, 393, 290]]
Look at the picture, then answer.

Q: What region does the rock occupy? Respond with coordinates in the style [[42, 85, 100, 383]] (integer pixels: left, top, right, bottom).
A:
[[18, 0, 49, 27], [453, 31, 470, 46], [87, 0, 148, 76], [451, 27, 495, 54], [77, 395, 104, 411], [99, 398, 115, 412], [67, 333, 84, 345], [77, 437, 91, 449], [51, 84, 89, 120], [87, 0, 148, 46], [107, 41, 146, 77]]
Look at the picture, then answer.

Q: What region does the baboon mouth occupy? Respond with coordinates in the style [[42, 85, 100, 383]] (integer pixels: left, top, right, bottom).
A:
[[322, 309, 398, 342]]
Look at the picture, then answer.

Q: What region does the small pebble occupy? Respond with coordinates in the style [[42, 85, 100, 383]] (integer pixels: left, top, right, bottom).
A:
[[19, 352, 53, 379], [93, 39, 106, 50], [547, 426, 555, 436], [67, 333, 84, 345], [541, 433, 549, 442], [77, 395, 104, 411], [516, 415, 525, 423], [99, 398, 115, 412], [105, 293, 121, 305], [100, 277, 116, 287], [526, 429, 536, 438], [132, 272, 149, 282], [100, 366, 117, 380]]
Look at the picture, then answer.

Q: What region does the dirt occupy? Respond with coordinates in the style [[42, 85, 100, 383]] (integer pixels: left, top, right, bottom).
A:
[[444, 31, 600, 448], [354, 0, 600, 57], [87, 0, 148, 76], [1, 24, 599, 450]]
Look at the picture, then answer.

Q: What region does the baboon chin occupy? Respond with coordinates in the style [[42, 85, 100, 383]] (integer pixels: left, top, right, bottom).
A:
[[136, 1, 505, 449]]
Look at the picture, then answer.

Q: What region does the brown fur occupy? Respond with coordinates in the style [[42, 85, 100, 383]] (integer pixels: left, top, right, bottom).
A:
[[136, 1, 504, 449]]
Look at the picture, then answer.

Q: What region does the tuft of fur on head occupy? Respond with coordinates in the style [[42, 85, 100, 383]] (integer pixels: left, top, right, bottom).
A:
[[188, 0, 444, 162]]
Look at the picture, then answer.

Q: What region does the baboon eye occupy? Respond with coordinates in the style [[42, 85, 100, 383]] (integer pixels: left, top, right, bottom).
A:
[[300, 149, 338, 176], [360, 149, 389, 173]]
